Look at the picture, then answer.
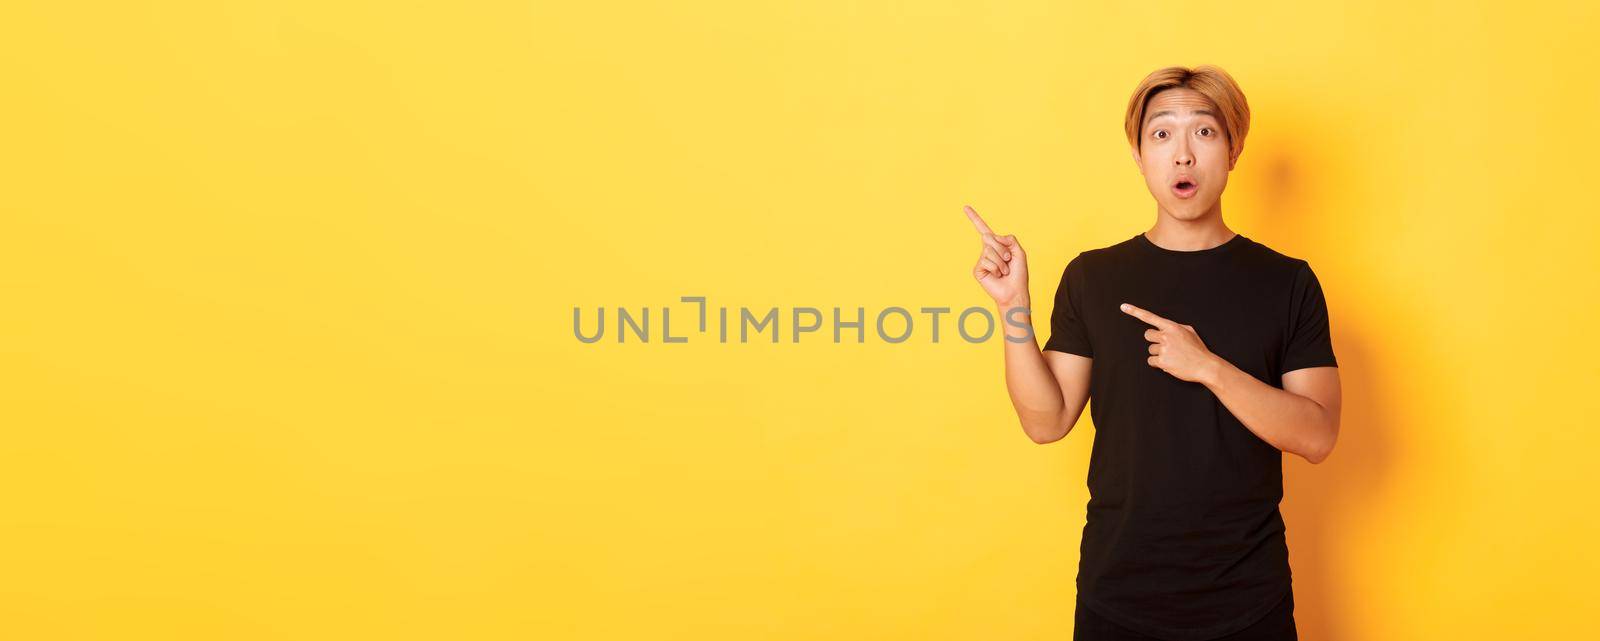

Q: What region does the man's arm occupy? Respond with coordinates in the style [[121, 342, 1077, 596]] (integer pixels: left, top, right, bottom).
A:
[[1117, 302, 1342, 464], [999, 296, 1092, 444], [962, 205, 1091, 445], [1200, 361, 1341, 463]]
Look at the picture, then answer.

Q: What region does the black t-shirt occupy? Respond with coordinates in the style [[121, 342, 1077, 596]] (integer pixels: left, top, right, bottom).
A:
[[1042, 231, 1337, 640]]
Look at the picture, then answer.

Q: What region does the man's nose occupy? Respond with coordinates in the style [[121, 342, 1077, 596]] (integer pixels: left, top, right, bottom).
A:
[[1174, 142, 1194, 166]]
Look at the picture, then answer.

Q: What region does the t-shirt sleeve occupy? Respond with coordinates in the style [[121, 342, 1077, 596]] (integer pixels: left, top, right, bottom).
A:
[[1281, 260, 1338, 373], [1041, 253, 1093, 358]]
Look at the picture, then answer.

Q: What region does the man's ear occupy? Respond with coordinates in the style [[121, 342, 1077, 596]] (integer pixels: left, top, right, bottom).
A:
[[1130, 146, 1142, 173]]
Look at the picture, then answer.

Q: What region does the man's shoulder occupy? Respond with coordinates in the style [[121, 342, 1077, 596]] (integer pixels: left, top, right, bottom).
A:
[[1239, 237, 1316, 274], [1068, 235, 1140, 266], [1051, 239, 1127, 290]]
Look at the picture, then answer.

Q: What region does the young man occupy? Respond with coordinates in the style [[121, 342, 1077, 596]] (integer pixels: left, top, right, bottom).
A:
[[963, 65, 1341, 641]]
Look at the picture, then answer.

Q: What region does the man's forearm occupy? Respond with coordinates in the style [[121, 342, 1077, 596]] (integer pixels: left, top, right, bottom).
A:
[[997, 297, 1072, 443], [1199, 356, 1336, 463]]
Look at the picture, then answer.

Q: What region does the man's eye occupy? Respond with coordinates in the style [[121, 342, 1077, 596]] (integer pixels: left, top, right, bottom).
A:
[[1153, 130, 1166, 139], [1199, 127, 1213, 136]]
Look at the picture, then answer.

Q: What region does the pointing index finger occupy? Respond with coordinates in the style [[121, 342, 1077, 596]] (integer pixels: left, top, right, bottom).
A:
[[1119, 302, 1173, 329], [963, 205, 995, 236]]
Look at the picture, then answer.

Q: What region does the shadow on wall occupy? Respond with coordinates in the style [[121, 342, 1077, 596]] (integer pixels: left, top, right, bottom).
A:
[[1244, 107, 1395, 641]]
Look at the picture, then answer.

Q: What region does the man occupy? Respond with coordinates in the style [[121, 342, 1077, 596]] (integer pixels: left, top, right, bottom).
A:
[[964, 65, 1341, 641]]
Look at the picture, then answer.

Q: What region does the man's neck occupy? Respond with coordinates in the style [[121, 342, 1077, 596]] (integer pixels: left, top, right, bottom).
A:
[[1144, 209, 1234, 251]]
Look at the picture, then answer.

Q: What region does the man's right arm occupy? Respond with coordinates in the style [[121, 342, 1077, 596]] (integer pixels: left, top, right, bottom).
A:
[[962, 204, 1092, 444], [999, 295, 1092, 444]]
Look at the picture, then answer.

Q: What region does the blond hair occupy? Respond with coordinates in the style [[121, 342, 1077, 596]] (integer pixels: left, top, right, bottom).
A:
[[1124, 65, 1251, 164]]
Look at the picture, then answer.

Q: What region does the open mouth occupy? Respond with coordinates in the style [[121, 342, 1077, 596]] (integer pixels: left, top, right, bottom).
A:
[[1171, 179, 1198, 199]]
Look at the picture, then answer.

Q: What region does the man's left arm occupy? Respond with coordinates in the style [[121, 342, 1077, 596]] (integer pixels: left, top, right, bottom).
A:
[[1200, 360, 1341, 464], [1118, 302, 1343, 464]]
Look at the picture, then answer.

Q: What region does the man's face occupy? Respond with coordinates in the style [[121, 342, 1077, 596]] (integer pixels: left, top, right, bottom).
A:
[[1131, 87, 1235, 221]]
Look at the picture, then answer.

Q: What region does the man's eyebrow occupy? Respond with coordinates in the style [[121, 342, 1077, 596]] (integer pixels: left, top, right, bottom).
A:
[[1145, 109, 1217, 126]]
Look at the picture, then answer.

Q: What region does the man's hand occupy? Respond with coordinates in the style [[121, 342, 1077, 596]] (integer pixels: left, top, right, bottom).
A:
[[964, 205, 1028, 307], [1120, 302, 1219, 384]]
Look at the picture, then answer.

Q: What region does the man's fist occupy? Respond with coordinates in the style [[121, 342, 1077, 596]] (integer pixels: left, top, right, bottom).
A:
[[964, 205, 1029, 307]]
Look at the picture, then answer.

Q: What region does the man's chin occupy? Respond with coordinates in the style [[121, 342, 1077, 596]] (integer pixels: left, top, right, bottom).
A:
[[1159, 204, 1209, 220]]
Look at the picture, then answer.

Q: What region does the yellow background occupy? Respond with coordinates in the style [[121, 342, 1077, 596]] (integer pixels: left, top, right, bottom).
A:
[[3, 1, 1596, 639]]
